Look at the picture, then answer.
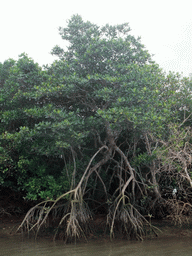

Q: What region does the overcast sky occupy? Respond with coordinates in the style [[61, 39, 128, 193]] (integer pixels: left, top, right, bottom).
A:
[[1, 0, 192, 77]]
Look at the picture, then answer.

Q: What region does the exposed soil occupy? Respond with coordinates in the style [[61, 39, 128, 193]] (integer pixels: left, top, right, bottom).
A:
[[1, 213, 192, 241], [0, 215, 24, 237], [151, 219, 192, 239]]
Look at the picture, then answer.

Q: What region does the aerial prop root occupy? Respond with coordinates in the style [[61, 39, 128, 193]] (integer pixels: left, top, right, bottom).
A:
[[108, 194, 160, 240], [16, 145, 108, 240]]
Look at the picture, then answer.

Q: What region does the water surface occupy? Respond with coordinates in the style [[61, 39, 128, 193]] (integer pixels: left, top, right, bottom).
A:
[[0, 234, 192, 256]]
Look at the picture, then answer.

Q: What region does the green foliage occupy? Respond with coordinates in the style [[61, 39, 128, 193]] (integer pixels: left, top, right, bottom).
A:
[[132, 152, 156, 167], [1, 14, 191, 210]]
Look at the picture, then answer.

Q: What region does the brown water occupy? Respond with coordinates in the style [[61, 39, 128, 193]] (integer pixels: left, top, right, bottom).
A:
[[0, 235, 192, 256]]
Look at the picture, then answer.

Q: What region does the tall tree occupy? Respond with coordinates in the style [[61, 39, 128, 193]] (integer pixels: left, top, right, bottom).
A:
[[2, 15, 187, 240]]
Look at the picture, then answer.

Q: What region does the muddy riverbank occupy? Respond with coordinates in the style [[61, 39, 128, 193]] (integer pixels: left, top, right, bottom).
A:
[[1, 214, 192, 242]]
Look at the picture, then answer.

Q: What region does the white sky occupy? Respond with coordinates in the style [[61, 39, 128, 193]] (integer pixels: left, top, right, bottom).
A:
[[1, 0, 192, 77]]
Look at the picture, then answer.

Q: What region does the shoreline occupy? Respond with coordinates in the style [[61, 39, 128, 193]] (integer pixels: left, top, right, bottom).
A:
[[1, 215, 192, 241]]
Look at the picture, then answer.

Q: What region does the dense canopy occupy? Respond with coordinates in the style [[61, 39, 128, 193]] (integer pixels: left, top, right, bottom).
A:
[[1, 14, 192, 241]]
